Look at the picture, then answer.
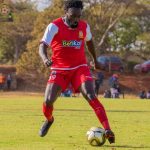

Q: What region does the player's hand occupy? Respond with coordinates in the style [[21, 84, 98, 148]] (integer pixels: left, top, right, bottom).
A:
[[44, 58, 53, 67]]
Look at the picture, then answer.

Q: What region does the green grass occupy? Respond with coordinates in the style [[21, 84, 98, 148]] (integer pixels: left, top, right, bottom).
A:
[[0, 94, 150, 150]]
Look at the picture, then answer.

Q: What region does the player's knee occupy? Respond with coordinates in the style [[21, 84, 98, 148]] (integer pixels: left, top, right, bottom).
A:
[[45, 99, 54, 107], [86, 92, 97, 101]]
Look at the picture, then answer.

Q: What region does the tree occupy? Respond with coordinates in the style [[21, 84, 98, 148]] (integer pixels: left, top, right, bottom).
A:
[[17, 0, 64, 77], [16, 0, 150, 77], [83, 0, 133, 55], [0, 0, 37, 63], [134, 32, 150, 60], [108, 18, 141, 58], [132, 0, 150, 60]]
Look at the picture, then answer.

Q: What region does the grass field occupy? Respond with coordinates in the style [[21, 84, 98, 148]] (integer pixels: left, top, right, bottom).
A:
[[0, 93, 150, 150]]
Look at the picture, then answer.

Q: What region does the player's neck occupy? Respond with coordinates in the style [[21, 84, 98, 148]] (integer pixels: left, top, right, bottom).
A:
[[62, 17, 78, 30], [62, 17, 69, 27]]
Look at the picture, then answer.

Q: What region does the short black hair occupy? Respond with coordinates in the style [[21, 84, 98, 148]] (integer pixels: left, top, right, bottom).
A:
[[64, 0, 83, 11]]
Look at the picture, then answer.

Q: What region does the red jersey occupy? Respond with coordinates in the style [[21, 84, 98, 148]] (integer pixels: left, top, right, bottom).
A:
[[41, 17, 92, 70]]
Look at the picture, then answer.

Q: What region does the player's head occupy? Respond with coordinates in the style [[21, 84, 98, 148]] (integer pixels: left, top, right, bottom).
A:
[[64, 0, 83, 28]]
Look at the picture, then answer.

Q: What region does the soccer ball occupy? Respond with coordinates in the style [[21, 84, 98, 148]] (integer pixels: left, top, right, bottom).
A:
[[86, 127, 106, 146]]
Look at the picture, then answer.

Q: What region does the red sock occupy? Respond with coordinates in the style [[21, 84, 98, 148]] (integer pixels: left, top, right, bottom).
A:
[[89, 98, 111, 130], [42, 103, 53, 121]]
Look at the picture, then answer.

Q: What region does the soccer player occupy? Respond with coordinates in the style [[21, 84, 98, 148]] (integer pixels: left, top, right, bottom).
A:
[[39, 0, 115, 144]]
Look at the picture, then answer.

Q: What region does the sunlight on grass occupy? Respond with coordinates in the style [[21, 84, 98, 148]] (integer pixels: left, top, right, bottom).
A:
[[0, 94, 150, 150]]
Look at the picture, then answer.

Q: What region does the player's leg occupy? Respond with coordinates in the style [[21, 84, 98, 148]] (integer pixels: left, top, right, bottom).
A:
[[79, 80, 115, 144], [39, 83, 62, 137], [79, 80, 111, 129], [72, 66, 115, 143]]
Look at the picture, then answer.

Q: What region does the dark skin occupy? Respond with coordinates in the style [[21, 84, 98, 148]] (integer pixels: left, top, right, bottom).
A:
[[39, 7, 101, 107]]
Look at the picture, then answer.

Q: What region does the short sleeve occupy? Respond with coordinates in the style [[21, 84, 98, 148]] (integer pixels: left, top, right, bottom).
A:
[[41, 23, 58, 46], [85, 24, 92, 41]]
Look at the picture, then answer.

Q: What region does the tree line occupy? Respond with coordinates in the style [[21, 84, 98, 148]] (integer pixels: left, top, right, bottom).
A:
[[0, 0, 149, 77]]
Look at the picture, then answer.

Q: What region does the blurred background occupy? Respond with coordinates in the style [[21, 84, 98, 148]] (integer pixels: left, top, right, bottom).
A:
[[0, 0, 150, 94]]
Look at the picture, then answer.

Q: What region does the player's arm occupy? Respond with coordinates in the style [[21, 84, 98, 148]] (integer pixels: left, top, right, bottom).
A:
[[85, 24, 101, 70], [39, 23, 58, 67], [39, 43, 52, 67], [86, 40, 101, 70]]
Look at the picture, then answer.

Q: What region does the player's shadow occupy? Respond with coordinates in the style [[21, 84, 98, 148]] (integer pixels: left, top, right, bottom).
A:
[[104, 145, 150, 149]]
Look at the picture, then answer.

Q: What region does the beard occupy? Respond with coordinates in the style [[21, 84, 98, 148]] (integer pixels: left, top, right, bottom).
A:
[[65, 18, 78, 28], [69, 22, 78, 28]]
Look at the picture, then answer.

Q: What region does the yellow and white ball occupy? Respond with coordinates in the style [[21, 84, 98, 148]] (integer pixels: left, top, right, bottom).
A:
[[86, 127, 106, 146]]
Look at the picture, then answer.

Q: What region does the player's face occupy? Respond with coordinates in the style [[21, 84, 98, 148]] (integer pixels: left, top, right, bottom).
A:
[[65, 7, 82, 28]]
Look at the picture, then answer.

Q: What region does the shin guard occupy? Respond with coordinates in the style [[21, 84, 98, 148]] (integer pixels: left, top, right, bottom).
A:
[[89, 98, 110, 130]]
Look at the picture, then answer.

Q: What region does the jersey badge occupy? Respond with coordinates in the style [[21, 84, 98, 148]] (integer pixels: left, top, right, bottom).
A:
[[79, 31, 83, 39]]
